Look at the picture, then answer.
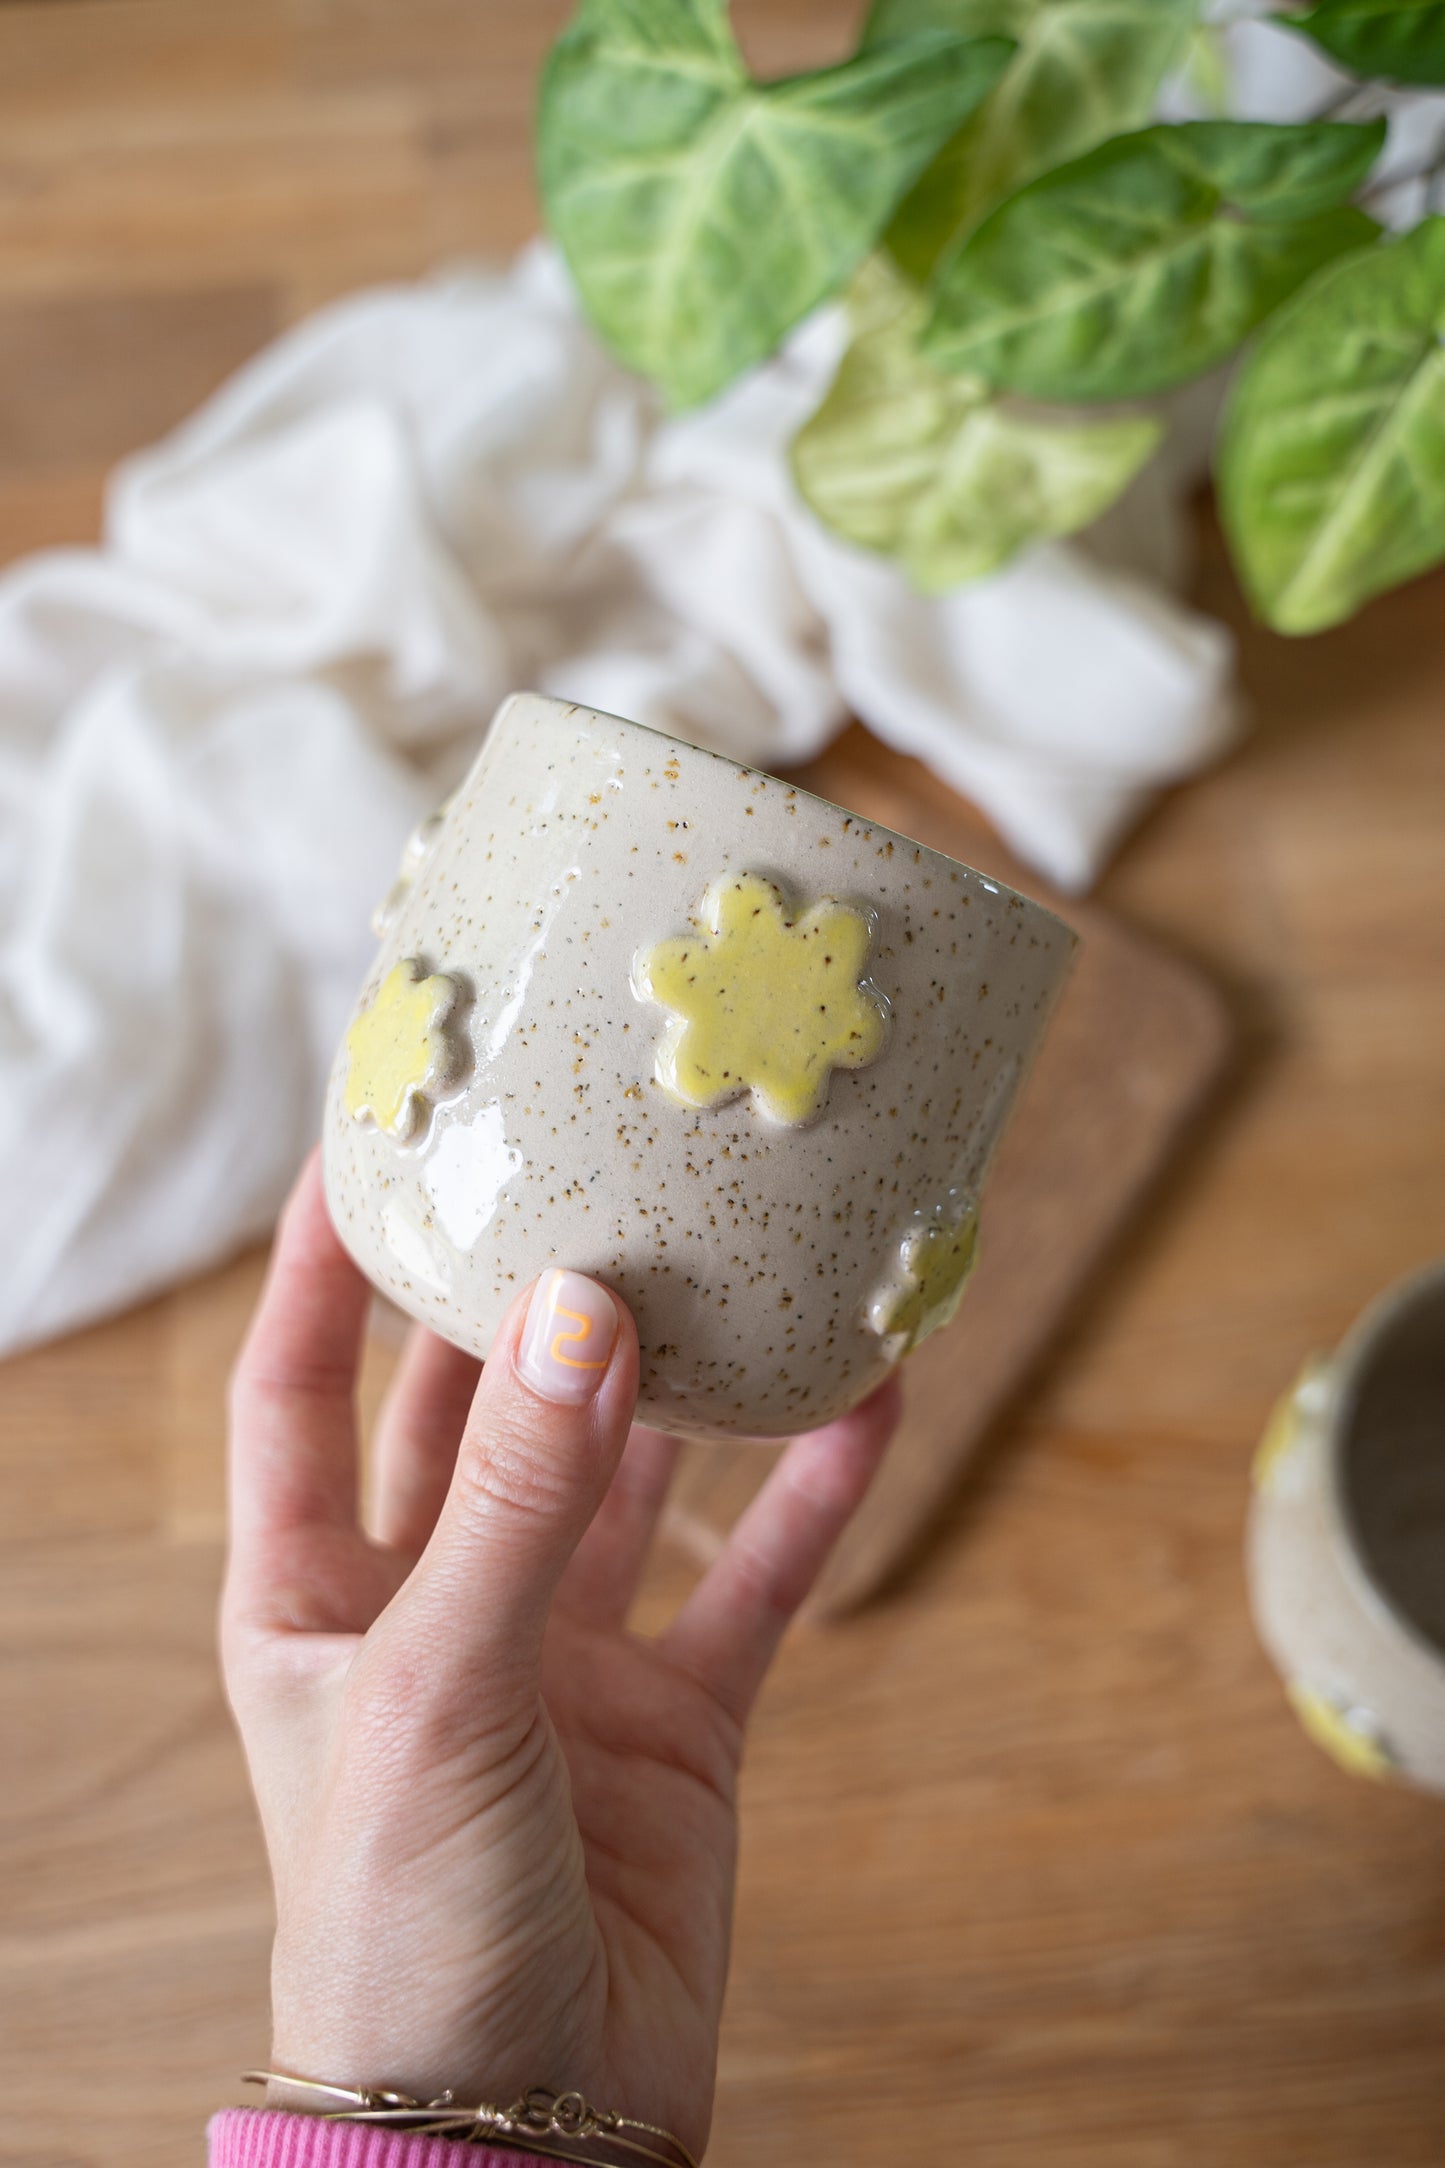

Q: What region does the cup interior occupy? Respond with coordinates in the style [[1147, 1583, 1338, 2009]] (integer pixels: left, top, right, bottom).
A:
[[1338, 1265, 1445, 1657]]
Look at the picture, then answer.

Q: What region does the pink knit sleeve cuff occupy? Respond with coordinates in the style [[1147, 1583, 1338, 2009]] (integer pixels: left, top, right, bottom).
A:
[[209, 2108, 543, 2168]]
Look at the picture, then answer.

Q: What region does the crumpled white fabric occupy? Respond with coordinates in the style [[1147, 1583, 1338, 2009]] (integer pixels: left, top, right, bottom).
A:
[[0, 242, 1238, 1357]]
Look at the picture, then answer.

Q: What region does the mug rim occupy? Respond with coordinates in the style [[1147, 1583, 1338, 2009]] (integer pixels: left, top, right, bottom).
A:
[[501, 690, 1080, 953], [1322, 1252, 1445, 1668]]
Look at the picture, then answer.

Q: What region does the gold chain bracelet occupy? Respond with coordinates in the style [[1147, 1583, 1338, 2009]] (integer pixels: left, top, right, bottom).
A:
[[242, 2072, 699, 2168]]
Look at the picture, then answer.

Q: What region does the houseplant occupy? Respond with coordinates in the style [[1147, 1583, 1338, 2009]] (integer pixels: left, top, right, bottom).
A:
[[538, 0, 1445, 636]]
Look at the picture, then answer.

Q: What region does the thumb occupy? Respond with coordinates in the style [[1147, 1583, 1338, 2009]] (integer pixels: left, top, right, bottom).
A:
[[393, 1269, 639, 1708]]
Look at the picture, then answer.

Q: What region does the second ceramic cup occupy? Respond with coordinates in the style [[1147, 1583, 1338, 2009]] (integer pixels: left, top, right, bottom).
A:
[[323, 693, 1077, 1440], [1248, 1256, 1445, 1794]]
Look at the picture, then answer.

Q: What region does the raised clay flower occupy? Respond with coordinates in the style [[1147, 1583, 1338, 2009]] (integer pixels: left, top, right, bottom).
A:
[[371, 799, 452, 937], [635, 871, 889, 1127], [1250, 1358, 1329, 1498], [344, 958, 463, 1140], [867, 1199, 979, 1355], [1287, 1681, 1397, 1784]]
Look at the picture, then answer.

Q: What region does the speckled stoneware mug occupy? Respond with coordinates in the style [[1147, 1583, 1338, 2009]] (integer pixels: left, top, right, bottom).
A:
[[1247, 1257, 1445, 1794], [321, 693, 1077, 1441]]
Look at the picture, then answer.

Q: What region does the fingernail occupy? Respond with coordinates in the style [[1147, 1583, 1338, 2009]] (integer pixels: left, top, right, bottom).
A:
[[517, 1269, 619, 1406]]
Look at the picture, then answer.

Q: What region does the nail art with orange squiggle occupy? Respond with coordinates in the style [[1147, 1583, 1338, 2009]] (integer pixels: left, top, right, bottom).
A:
[[518, 1268, 618, 1404]]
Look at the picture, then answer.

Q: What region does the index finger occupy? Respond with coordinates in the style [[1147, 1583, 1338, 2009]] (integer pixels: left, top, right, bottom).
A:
[[226, 1149, 369, 1562]]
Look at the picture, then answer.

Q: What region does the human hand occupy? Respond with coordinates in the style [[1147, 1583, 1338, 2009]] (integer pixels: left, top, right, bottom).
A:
[[221, 1155, 900, 2159]]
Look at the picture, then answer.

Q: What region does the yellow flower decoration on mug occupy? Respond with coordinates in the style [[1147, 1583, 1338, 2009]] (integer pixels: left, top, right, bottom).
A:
[[635, 871, 889, 1127], [867, 1198, 979, 1356], [344, 958, 464, 1141], [1287, 1681, 1398, 1785], [1251, 1356, 1331, 1498]]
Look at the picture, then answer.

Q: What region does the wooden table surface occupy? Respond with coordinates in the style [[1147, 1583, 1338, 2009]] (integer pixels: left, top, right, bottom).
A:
[[3, 7, 1444, 2165]]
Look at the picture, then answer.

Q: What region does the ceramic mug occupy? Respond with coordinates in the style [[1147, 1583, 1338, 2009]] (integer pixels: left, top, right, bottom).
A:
[[1247, 1256, 1445, 1793], [322, 693, 1077, 1441]]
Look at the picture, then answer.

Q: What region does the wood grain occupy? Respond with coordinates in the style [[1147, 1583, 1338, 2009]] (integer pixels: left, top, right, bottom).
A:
[[2, 6, 1445, 2167], [0, 286, 278, 473], [664, 729, 1233, 1614]]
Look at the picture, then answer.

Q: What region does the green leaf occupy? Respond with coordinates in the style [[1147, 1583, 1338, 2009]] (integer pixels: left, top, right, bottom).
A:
[[537, 0, 1014, 409], [1289, 0, 1445, 87], [921, 120, 1384, 401], [1180, 22, 1232, 116], [862, 0, 1199, 281], [790, 257, 1161, 591], [1220, 217, 1445, 633]]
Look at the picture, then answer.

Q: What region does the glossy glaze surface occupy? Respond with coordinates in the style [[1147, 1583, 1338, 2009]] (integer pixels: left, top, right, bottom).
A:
[[322, 693, 1076, 1440]]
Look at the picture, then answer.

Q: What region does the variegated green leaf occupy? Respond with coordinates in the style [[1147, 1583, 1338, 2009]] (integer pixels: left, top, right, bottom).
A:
[[862, 0, 1199, 280], [538, 0, 1013, 407], [791, 258, 1161, 590], [1289, 0, 1445, 87], [922, 120, 1384, 400], [1219, 218, 1445, 632]]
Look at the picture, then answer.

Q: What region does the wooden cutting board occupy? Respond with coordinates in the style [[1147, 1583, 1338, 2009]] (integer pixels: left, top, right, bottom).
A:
[[661, 725, 1234, 1616]]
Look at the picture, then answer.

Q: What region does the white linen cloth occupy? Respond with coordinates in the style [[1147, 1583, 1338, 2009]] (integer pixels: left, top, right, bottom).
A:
[[0, 243, 1237, 1357]]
